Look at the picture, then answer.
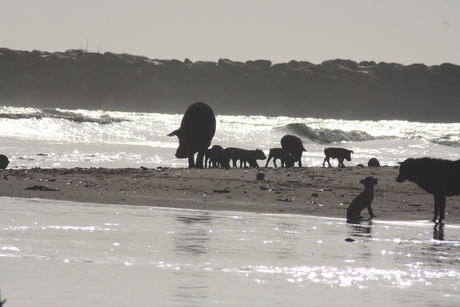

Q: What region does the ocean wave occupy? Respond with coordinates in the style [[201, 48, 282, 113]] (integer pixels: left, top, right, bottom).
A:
[[430, 135, 460, 147], [0, 108, 127, 124], [280, 123, 460, 147], [280, 123, 382, 144]]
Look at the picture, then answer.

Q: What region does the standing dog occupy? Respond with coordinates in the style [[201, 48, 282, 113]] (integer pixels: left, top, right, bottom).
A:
[[396, 157, 460, 223], [347, 176, 378, 222]]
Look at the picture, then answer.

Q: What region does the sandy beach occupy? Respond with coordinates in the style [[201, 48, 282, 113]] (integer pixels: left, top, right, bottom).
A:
[[1, 166, 459, 224]]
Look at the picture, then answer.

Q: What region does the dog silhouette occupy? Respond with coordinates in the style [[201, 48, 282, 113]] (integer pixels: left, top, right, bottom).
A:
[[347, 176, 378, 222]]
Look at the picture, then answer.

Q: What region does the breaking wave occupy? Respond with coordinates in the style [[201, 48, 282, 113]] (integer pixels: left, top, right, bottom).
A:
[[0, 107, 127, 124], [280, 123, 384, 144], [430, 134, 460, 147], [279, 123, 460, 147]]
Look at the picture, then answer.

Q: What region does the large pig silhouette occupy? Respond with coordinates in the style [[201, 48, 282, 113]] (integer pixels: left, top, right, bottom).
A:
[[281, 135, 306, 167], [168, 102, 216, 168]]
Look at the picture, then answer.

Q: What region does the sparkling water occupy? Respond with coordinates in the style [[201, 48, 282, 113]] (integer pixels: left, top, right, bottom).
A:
[[2, 198, 460, 306], [0, 106, 459, 169], [1, 106, 460, 305]]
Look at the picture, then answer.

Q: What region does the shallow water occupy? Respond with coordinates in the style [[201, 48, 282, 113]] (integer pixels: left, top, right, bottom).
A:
[[1, 198, 460, 306]]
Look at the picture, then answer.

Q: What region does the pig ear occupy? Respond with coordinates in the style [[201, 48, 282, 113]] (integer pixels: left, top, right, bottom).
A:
[[168, 130, 179, 137], [397, 162, 402, 165]]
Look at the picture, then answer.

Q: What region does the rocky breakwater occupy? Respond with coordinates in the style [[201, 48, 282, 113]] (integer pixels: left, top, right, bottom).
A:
[[0, 48, 459, 122]]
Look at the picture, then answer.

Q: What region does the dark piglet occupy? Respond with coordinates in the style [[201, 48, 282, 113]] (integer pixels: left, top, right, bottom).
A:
[[347, 176, 378, 222], [265, 148, 294, 168], [396, 157, 460, 223], [224, 147, 243, 168], [323, 147, 353, 168], [168, 102, 216, 168], [230, 149, 266, 168], [207, 145, 230, 168]]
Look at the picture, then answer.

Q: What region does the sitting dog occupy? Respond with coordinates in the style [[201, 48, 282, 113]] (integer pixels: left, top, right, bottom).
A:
[[347, 176, 378, 222]]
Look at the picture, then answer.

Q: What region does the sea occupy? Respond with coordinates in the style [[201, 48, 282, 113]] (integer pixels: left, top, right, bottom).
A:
[[1, 105, 460, 306], [0, 106, 459, 169]]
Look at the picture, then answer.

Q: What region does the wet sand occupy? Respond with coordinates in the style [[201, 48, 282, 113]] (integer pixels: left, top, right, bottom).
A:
[[1, 166, 459, 224]]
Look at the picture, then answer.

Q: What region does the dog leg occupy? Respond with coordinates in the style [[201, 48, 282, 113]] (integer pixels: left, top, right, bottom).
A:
[[367, 205, 377, 219]]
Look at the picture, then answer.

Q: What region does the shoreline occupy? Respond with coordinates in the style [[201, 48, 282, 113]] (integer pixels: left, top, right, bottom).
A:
[[2, 166, 459, 224]]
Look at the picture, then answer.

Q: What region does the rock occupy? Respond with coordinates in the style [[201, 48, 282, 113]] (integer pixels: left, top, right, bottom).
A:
[[25, 185, 60, 191], [0, 154, 9, 169], [1, 48, 459, 122], [256, 172, 265, 180], [368, 158, 381, 167]]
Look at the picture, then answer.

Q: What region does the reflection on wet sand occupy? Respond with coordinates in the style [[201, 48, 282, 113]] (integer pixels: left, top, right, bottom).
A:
[[433, 223, 444, 240], [3, 199, 460, 306], [172, 213, 213, 305], [174, 213, 212, 255], [347, 220, 373, 239]]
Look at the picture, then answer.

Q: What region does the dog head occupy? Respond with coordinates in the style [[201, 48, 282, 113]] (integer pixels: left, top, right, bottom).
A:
[[360, 176, 378, 186]]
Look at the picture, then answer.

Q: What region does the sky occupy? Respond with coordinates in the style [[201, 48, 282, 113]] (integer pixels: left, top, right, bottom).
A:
[[1, 0, 460, 66]]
